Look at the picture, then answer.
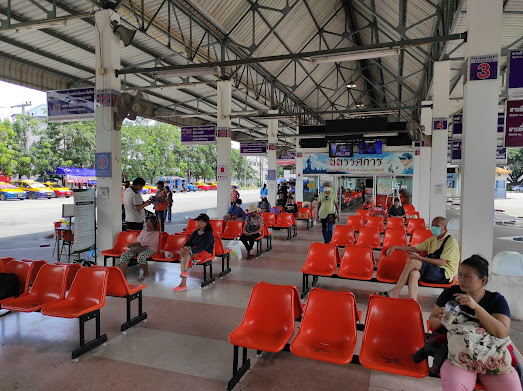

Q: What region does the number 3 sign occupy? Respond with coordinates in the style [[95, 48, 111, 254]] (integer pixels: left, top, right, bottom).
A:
[[469, 54, 498, 81]]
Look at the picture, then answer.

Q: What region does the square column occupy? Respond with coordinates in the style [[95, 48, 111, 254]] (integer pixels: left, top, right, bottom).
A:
[[418, 101, 432, 222], [295, 127, 304, 203], [267, 111, 278, 206], [216, 80, 232, 219], [94, 10, 122, 259], [460, 0, 502, 261], [429, 62, 450, 222]]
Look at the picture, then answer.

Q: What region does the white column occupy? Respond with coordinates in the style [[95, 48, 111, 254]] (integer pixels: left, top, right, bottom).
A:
[[418, 101, 432, 223], [429, 62, 450, 223], [216, 80, 232, 219], [295, 126, 304, 203], [267, 110, 278, 206], [94, 10, 122, 260], [412, 150, 420, 208], [460, 0, 502, 261]]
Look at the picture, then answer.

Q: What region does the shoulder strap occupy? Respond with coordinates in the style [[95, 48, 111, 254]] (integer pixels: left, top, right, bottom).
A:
[[437, 235, 451, 253]]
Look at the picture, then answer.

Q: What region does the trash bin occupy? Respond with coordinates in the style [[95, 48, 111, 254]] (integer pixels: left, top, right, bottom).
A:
[[490, 251, 523, 320]]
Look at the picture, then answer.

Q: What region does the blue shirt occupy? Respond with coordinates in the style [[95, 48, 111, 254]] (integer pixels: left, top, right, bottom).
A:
[[227, 205, 244, 217], [260, 187, 268, 197]]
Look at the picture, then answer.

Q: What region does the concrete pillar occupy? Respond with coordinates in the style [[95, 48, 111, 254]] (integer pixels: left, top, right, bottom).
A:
[[412, 150, 420, 209], [216, 80, 232, 219], [418, 101, 432, 223], [429, 62, 450, 223], [295, 127, 304, 203], [267, 110, 278, 206], [94, 10, 122, 259], [460, 0, 502, 261]]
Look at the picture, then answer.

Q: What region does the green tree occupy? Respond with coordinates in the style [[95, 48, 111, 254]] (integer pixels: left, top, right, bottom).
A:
[[507, 147, 523, 186], [0, 119, 20, 176]]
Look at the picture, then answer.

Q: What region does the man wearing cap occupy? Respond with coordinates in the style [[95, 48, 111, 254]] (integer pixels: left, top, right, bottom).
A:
[[317, 183, 340, 243], [240, 204, 264, 259], [152, 180, 169, 231], [399, 153, 413, 174]]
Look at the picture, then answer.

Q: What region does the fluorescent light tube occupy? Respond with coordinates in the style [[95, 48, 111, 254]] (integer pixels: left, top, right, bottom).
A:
[[346, 81, 357, 88], [363, 132, 398, 138], [310, 48, 399, 64], [152, 66, 220, 78]]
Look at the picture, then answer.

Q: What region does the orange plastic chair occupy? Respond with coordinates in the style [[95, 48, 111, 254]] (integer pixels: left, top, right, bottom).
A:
[[355, 227, 381, 248], [359, 294, 429, 377], [214, 235, 232, 277], [337, 245, 374, 280], [297, 201, 303, 208], [291, 288, 358, 364], [403, 204, 416, 215], [410, 228, 433, 247], [386, 217, 405, 230], [175, 219, 198, 235], [262, 212, 277, 228], [382, 228, 408, 248], [419, 276, 458, 288], [209, 219, 226, 234], [406, 218, 426, 234], [260, 223, 273, 252], [1, 264, 67, 312], [221, 220, 245, 240], [55, 262, 83, 290], [329, 225, 355, 247], [0, 257, 16, 272], [273, 212, 297, 240], [366, 216, 385, 233], [296, 207, 313, 230], [101, 230, 140, 266], [356, 209, 370, 222], [346, 215, 364, 231], [21, 259, 48, 285], [151, 235, 187, 262], [1, 260, 34, 298], [376, 249, 409, 283], [301, 243, 340, 298], [41, 267, 109, 360]]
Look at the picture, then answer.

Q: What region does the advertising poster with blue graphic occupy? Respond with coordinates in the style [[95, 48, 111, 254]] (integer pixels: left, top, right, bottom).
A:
[[303, 152, 414, 176]]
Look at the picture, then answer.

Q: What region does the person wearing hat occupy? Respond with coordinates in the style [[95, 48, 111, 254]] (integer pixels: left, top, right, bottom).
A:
[[399, 152, 413, 174], [240, 204, 264, 260], [152, 180, 169, 231], [174, 213, 215, 292], [317, 183, 339, 243]]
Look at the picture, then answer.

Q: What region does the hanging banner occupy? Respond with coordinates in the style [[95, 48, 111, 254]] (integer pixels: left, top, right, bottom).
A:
[[451, 141, 462, 165], [181, 125, 216, 145], [469, 54, 498, 81], [240, 142, 267, 156], [303, 152, 414, 175], [497, 147, 507, 165], [72, 189, 96, 253], [433, 117, 448, 131], [452, 114, 463, 140], [508, 50, 523, 97], [505, 99, 523, 147], [47, 87, 95, 122], [497, 112, 505, 146]]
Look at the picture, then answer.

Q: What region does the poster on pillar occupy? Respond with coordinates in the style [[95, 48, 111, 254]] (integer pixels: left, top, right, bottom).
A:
[[278, 150, 295, 165], [267, 170, 276, 181], [95, 152, 111, 177], [433, 117, 448, 131], [217, 127, 231, 138], [240, 142, 267, 156], [72, 189, 96, 254], [508, 50, 523, 97], [181, 125, 216, 145], [498, 113, 505, 146], [47, 88, 95, 122], [217, 165, 228, 181], [452, 115, 463, 139], [469, 54, 498, 81], [303, 152, 414, 175], [451, 141, 462, 165], [505, 99, 523, 147]]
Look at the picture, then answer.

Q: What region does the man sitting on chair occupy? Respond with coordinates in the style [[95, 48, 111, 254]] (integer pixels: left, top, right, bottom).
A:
[[378, 217, 460, 300]]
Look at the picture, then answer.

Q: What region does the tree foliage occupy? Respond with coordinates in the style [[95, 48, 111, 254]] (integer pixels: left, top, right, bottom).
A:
[[507, 147, 523, 186]]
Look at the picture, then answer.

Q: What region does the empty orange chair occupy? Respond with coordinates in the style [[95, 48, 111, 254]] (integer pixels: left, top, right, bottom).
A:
[[376, 249, 409, 283], [295, 207, 313, 230], [291, 288, 358, 364], [214, 235, 232, 277], [21, 259, 48, 285], [356, 209, 370, 222], [101, 230, 140, 266], [410, 228, 433, 247], [175, 219, 198, 235], [346, 215, 364, 231], [55, 262, 83, 290], [382, 228, 408, 248], [209, 219, 226, 234], [262, 212, 277, 228], [260, 223, 272, 252], [330, 225, 355, 247], [221, 220, 245, 240], [1, 264, 67, 312], [386, 217, 405, 230], [355, 227, 381, 248], [41, 267, 109, 360], [406, 218, 426, 234], [403, 204, 416, 215], [1, 260, 34, 299], [273, 212, 297, 240], [151, 235, 187, 262], [0, 257, 16, 272], [359, 294, 429, 377], [301, 243, 340, 298], [366, 216, 385, 232], [337, 245, 374, 280]]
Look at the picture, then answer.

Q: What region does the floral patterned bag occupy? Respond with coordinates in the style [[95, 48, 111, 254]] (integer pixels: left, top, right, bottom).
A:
[[446, 321, 513, 374]]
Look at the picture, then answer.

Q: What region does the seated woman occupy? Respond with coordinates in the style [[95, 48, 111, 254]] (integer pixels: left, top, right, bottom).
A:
[[430, 254, 521, 391], [223, 198, 244, 221], [276, 192, 286, 207], [284, 196, 298, 215], [363, 196, 376, 212], [119, 215, 160, 281], [240, 205, 264, 260], [388, 198, 406, 217], [174, 213, 214, 292], [258, 196, 271, 213]]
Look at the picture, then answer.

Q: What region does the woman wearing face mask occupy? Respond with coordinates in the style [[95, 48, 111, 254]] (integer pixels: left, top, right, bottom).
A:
[[317, 183, 339, 243], [378, 216, 461, 300]]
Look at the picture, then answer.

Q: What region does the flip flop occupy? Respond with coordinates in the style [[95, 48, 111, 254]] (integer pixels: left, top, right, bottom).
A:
[[180, 272, 189, 278], [173, 286, 187, 292], [138, 273, 151, 282], [376, 291, 390, 297]]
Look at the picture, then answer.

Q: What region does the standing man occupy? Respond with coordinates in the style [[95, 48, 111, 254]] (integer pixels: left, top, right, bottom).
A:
[[260, 183, 268, 199], [279, 181, 289, 203], [181, 179, 187, 193], [317, 182, 339, 243], [153, 181, 169, 231], [231, 185, 240, 206], [165, 186, 173, 223], [123, 177, 152, 230]]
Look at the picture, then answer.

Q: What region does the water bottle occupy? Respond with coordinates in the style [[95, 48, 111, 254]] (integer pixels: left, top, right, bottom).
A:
[[442, 300, 461, 327]]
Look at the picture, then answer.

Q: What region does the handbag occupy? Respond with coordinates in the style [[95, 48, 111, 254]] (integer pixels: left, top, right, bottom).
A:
[[227, 238, 243, 260], [446, 321, 513, 374]]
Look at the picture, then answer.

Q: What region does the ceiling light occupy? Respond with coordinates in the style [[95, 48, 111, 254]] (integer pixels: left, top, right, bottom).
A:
[[151, 66, 220, 78], [310, 48, 399, 64], [355, 102, 365, 107], [363, 132, 398, 138], [346, 80, 357, 88]]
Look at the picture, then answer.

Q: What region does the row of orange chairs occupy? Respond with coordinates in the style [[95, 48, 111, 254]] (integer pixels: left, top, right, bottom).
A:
[[348, 214, 425, 233], [226, 282, 428, 390], [330, 226, 432, 249]]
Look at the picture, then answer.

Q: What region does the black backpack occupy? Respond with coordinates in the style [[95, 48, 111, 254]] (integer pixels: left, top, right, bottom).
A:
[[0, 273, 20, 300]]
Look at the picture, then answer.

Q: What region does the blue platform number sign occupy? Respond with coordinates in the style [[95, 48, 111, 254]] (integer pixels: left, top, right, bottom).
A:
[[268, 170, 276, 181], [433, 117, 448, 131], [95, 152, 111, 177], [469, 54, 498, 81]]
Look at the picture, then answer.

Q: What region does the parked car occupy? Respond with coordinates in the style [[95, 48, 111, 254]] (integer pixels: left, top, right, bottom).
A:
[[193, 181, 211, 191], [10, 180, 56, 199], [0, 182, 26, 201], [512, 185, 523, 192], [185, 183, 197, 192], [206, 182, 217, 190], [44, 182, 73, 198]]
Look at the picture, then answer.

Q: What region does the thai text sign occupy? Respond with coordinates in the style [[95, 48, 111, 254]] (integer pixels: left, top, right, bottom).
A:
[[240, 142, 267, 156], [47, 88, 95, 122], [505, 99, 523, 147], [508, 50, 523, 97], [452, 115, 463, 139], [72, 189, 96, 253], [469, 54, 498, 81], [181, 125, 216, 145]]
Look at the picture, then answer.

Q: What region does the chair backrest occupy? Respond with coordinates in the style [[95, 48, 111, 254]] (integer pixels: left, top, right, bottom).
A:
[[376, 249, 409, 283], [55, 262, 83, 290], [330, 225, 355, 246], [301, 243, 340, 276], [21, 259, 48, 285], [275, 212, 295, 226], [346, 215, 364, 230], [157, 232, 169, 253], [297, 207, 312, 218], [27, 264, 67, 300], [2, 261, 34, 295], [184, 219, 198, 234], [0, 257, 16, 272], [403, 204, 416, 215], [355, 227, 381, 248], [164, 235, 187, 253], [261, 212, 277, 227], [222, 220, 245, 238], [410, 228, 433, 247], [382, 228, 408, 247], [406, 218, 426, 234], [262, 223, 271, 237], [112, 230, 140, 252], [209, 219, 226, 234], [213, 235, 227, 256], [338, 245, 374, 280], [297, 201, 303, 208], [356, 209, 370, 222], [66, 268, 109, 307], [366, 216, 384, 232], [386, 217, 405, 230], [95, 266, 132, 297]]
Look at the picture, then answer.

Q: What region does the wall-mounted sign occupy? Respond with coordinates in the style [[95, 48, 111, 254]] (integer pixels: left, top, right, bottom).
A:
[[498, 112, 505, 146], [47, 87, 95, 122], [505, 99, 523, 147], [181, 125, 216, 145], [217, 127, 231, 138], [452, 114, 463, 139], [267, 170, 276, 181], [451, 141, 462, 165], [217, 165, 227, 180], [508, 50, 523, 97], [95, 152, 111, 178], [240, 142, 267, 156], [96, 89, 121, 107], [469, 54, 498, 81], [268, 143, 277, 151], [433, 117, 448, 131], [72, 189, 96, 254]]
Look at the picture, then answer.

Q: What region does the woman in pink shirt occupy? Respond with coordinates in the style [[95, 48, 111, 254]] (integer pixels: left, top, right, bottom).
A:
[[119, 215, 160, 281]]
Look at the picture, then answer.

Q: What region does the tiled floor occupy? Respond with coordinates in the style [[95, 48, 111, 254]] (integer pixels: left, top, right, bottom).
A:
[[1, 204, 522, 391]]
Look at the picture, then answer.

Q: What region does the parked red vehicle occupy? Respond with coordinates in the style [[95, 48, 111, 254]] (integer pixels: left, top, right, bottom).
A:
[[193, 182, 211, 191], [206, 182, 217, 190]]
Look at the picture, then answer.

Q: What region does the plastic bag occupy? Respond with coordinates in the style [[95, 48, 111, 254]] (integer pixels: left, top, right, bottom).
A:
[[227, 238, 243, 260]]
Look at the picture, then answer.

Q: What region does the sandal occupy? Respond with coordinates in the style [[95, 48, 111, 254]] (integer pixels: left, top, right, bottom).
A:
[[138, 273, 151, 282], [180, 272, 189, 278], [376, 291, 389, 297], [173, 286, 187, 292]]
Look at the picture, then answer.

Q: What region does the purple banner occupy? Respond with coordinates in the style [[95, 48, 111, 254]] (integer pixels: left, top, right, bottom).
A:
[[508, 50, 523, 97], [278, 150, 295, 160], [451, 141, 462, 165], [240, 142, 267, 156], [505, 100, 523, 147], [469, 54, 498, 81], [181, 125, 216, 145], [452, 114, 463, 139], [498, 112, 505, 145], [433, 117, 448, 131], [267, 170, 276, 181], [47, 87, 95, 122]]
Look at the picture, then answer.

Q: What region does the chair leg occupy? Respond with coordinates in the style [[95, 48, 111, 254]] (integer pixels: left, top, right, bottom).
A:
[[72, 309, 108, 361], [201, 261, 216, 288], [227, 345, 250, 391], [256, 240, 263, 257], [293, 224, 297, 237], [265, 236, 272, 252], [286, 227, 292, 240], [121, 291, 148, 332], [301, 273, 310, 299], [220, 254, 231, 277]]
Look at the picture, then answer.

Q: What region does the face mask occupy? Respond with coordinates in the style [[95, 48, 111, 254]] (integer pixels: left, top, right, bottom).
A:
[[431, 226, 441, 236], [324, 186, 330, 191]]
